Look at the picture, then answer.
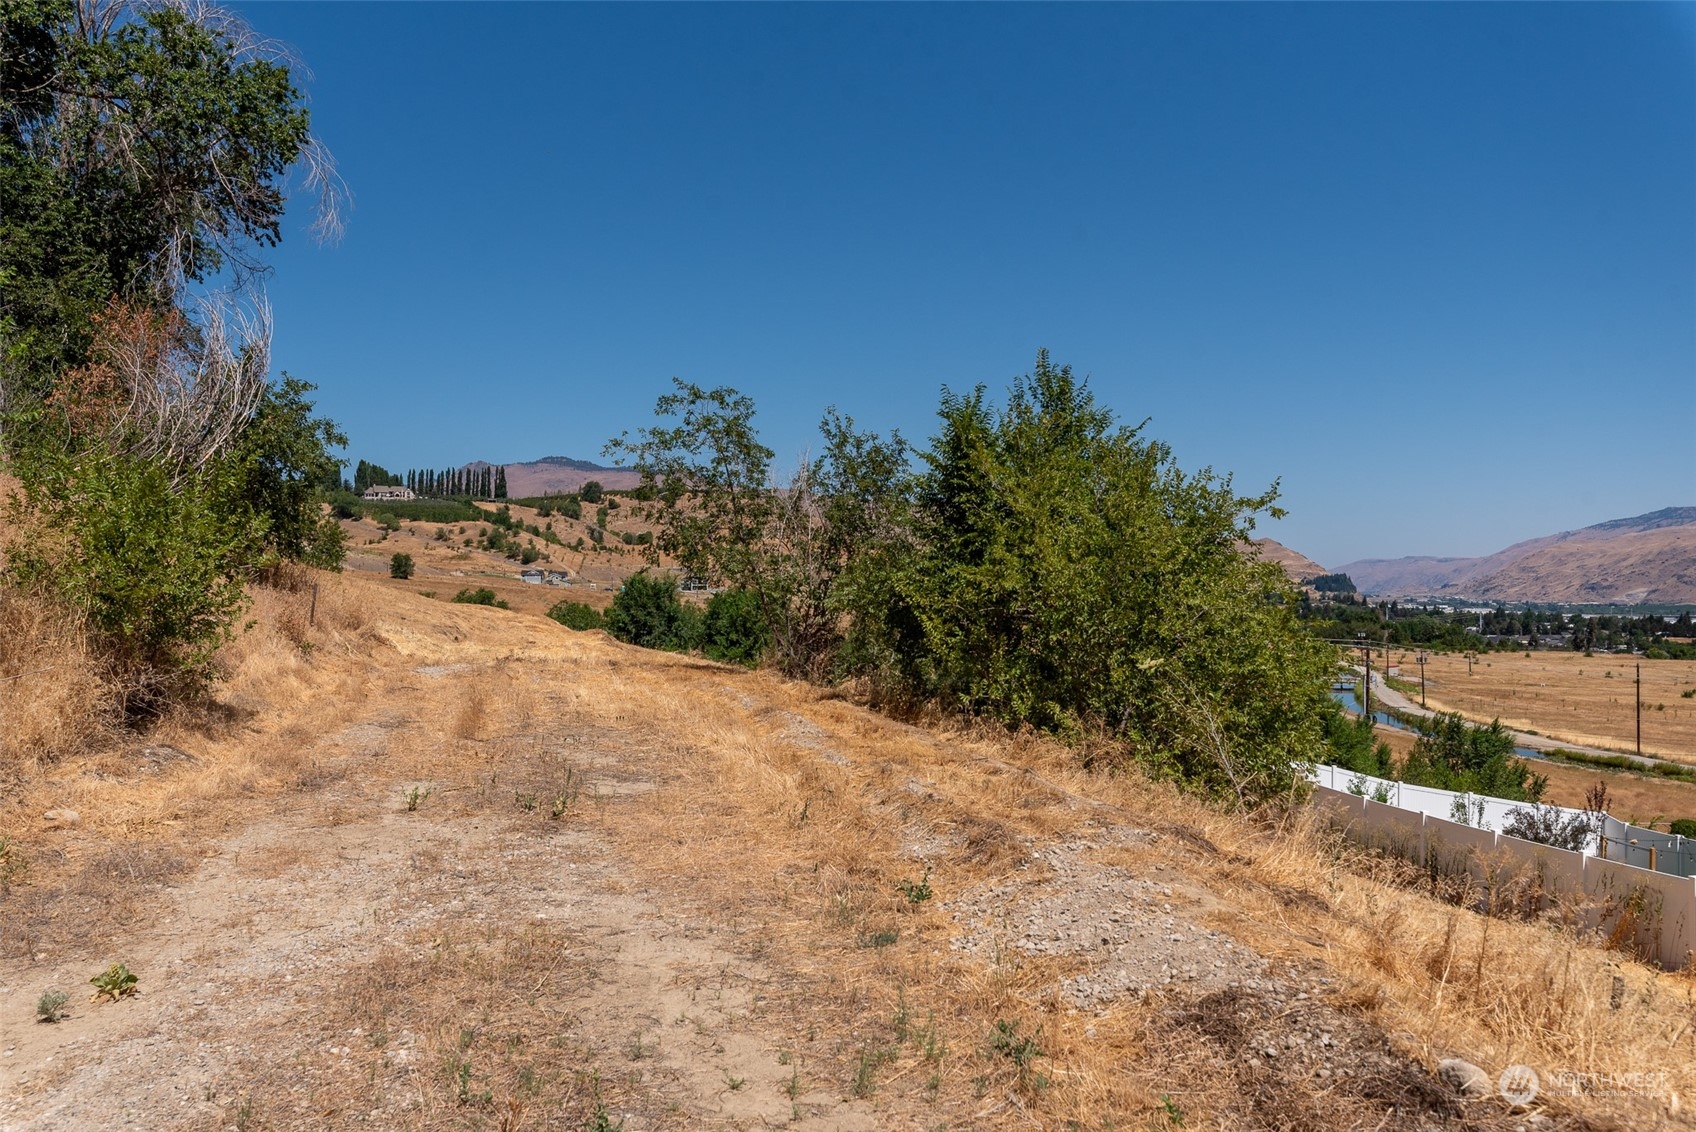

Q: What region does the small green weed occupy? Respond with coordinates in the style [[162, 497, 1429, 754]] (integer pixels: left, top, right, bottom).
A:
[[550, 769, 581, 819], [405, 785, 432, 812], [852, 1043, 896, 1098], [36, 989, 68, 1022], [990, 1018, 1046, 1091], [858, 929, 899, 949], [516, 792, 538, 812], [725, 1073, 744, 1091], [89, 963, 138, 1003], [896, 867, 933, 905], [1160, 1093, 1187, 1126]]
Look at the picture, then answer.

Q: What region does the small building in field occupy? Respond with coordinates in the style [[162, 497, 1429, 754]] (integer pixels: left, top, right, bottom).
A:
[[544, 570, 570, 585], [519, 568, 544, 584], [361, 485, 416, 501]]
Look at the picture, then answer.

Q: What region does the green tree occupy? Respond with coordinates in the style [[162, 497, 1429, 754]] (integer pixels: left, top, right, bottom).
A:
[[0, 0, 338, 414], [580, 479, 603, 503], [605, 570, 690, 651], [855, 351, 1333, 805], [494, 465, 508, 498], [389, 553, 414, 580], [605, 381, 774, 595], [701, 589, 766, 666], [222, 375, 347, 571]]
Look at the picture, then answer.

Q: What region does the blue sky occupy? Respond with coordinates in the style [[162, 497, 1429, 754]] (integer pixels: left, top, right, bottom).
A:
[[245, 2, 1694, 568]]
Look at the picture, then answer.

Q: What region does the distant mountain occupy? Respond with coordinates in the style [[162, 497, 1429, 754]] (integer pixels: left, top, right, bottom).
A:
[[1250, 538, 1328, 585], [481, 456, 642, 497], [1335, 507, 1696, 604]]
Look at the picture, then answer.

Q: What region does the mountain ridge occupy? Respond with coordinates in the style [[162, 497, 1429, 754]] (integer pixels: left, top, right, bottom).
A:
[[1335, 507, 1696, 604]]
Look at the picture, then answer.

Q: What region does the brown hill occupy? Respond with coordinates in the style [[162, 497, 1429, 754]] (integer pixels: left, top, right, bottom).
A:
[[1249, 537, 1327, 584], [1336, 507, 1696, 603], [483, 456, 643, 497]]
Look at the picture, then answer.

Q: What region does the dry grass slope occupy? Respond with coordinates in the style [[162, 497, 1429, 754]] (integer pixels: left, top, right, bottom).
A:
[[0, 572, 1691, 1130]]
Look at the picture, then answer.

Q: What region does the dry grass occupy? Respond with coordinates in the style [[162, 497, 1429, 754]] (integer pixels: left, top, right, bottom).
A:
[[3, 572, 1692, 1128], [0, 588, 118, 777], [1389, 648, 1696, 761]]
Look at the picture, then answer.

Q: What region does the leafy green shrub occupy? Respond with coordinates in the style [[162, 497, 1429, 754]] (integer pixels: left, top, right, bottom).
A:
[[702, 589, 767, 665], [389, 553, 414, 579], [7, 448, 258, 715], [1645, 647, 1669, 660], [548, 601, 604, 631], [89, 962, 138, 1003], [606, 571, 690, 650], [1671, 819, 1696, 838], [580, 481, 604, 503], [520, 544, 541, 565], [451, 588, 508, 609]]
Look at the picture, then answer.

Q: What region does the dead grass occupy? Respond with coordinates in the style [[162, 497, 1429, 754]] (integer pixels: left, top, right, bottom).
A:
[[1392, 648, 1696, 761], [3, 572, 1691, 1128], [0, 588, 118, 777]]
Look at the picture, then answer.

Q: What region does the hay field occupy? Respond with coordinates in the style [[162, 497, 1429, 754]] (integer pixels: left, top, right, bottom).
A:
[[1384, 648, 1696, 763]]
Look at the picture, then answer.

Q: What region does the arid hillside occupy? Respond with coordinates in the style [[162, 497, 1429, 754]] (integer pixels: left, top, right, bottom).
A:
[[1, 571, 1692, 1130], [1250, 537, 1328, 585], [1338, 507, 1696, 603], [485, 456, 643, 497]]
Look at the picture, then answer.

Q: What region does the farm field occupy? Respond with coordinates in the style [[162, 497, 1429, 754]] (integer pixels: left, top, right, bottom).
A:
[[1382, 648, 1696, 763], [1368, 722, 1696, 828]]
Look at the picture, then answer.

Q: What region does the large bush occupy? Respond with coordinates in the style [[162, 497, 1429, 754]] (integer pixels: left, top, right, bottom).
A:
[[606, 571, 691, 651], [6, 445, 260, 713], [701, 589, 766, 665], [547, 600, 603, 631]]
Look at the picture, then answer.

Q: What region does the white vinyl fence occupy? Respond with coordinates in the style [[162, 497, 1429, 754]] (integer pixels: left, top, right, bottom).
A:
[[1312, 784, 1696, 970]]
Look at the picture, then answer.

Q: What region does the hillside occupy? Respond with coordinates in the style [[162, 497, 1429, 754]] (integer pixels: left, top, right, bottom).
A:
[[489, 455, 643, 497], [1337, 506, 1696, 603], [1250, 537, 1327, 584], [2, 568, 1689, 1130]]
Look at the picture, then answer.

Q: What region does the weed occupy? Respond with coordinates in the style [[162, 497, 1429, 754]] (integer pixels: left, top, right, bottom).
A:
[[797, 799, 810, 826], [0, 836, 26, 890], [893, 989, 911, 1042], [516, 792, 538, 812], [858, 929, 899, 948], [725, 1073, 744, 1091], [628, 1032, 652, 1060], [776, 1049, 791, 1066], [785, 1065, 802, 1099], [896, 867, 934, 905], [88, 962, 138, 1003], [405, 785, 432, 812], [454, 1058, 492, 1106], [551, 769, 580, 819], [1160, 1093, 1186, 1126], [36, 989, 69, 1022], [852, 1043, 896, 1098], [914, 1012, 946, 1062], [990, 1018, 1046, 1091], [234, 1096, 255, 1132]]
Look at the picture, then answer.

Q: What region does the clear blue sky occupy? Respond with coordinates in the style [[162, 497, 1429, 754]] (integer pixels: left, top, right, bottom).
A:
[[243, 2, 1694, 569]]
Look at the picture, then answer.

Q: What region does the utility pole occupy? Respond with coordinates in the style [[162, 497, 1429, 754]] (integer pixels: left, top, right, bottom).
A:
[[1417, 651, 1428, 709], [1356, 634, 1372, 719], [1637, 663, 1642, 757]]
